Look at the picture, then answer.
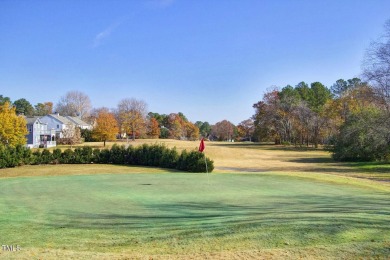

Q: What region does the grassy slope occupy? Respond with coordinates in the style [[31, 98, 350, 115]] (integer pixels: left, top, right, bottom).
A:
[[0, 140, 389, 259]]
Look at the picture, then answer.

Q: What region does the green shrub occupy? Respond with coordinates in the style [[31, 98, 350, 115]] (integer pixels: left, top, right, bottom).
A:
[[52, 148, 62, 164], [40, 149, 53, 164], [0, 145, 19, 168], [160, 147, 179, 169], [177, 150, 214, 173], [110, 144, 126, 164], [60, 149, 74, 164], [98, 148, 111, 164], [31, 150, 42, 165], [0, 144, 214, 173], [73, 146, 93, 164], [331, 109, 390, 162], [124, 145, 135, 164], [18, 145, 32, 165], [92, 148, 101, 163]]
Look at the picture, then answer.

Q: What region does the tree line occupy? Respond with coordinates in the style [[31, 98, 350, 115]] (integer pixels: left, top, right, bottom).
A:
[[0, 92, 255, 147], [252, 19, 390, 161]]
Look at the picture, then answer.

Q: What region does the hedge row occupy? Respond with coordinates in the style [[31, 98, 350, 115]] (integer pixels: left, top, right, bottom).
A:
[[0, 144, 214, 173]]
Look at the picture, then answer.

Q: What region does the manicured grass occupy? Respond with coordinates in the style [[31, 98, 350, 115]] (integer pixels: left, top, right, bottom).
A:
[[1, 141, 389, 259], [0, 172, 389, 259]]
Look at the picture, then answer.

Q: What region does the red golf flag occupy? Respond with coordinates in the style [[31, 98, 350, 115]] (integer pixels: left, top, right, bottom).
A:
[[198, 138, 205, 152]]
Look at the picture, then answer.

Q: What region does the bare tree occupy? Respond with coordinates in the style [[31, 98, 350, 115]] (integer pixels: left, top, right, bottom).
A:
[[55, 91, 92, 119], [363, 19, 390, 111], [117, 98, 148, 141], [59, 123, 81, 147]]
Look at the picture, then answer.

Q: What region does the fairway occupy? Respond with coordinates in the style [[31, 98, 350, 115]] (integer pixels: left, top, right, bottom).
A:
[[1, 171, 389, 259]]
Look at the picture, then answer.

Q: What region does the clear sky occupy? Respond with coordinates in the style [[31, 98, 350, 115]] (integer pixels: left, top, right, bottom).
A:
[[1, 0, 389, 124]]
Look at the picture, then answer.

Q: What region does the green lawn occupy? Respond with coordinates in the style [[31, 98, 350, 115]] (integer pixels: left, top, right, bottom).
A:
[[1, 172, 389, 259]]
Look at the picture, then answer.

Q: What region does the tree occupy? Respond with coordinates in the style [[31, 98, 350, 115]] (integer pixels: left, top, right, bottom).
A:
[[195, 121, 212, 138], [0, 102, 28, 146], [34, 102, 53, 116], [168, 114, 184, 139], [92, 111, 118, 146], [117, 98, 148, 141], [147, 117, 160, 139], [252, 89, 281, 143], [13, 98, 34, 116], [237, 119, 254, 141], [184, 122, 200, 140], [211, 120, 235, 141], [0, 95, 11, 105], [295, 81, 311, 101], [363, 19, 390, 111], [331, 107, 390, 161], [307, 82, 332, 147], [331, 79, 348, 97], [331, 78, 367, 98], [59, 123, 81, 147], [55, 91, 92, 119], [293, 101, 314, 146], [148, 112, 166, 125]]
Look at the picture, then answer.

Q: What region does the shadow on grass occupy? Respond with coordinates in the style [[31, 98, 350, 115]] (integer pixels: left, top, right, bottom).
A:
[[287, 157, 335, 164], [46, 195, 390, 246], [211, 143, 321, 152]]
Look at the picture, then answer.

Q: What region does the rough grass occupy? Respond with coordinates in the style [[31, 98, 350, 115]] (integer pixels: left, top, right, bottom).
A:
[[1, 140, 389, 259]]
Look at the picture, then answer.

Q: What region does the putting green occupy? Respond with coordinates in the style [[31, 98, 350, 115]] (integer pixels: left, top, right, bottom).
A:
[[0, 173, 389, 258]]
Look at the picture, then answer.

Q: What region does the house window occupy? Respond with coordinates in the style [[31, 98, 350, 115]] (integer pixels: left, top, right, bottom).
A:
[[57, 124, 60, 129], [28, 125, 33, 133]]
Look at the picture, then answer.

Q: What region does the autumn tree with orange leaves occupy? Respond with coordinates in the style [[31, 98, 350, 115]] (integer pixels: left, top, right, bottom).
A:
[[92, 110, 118, 146], [147, 117, 160, 139]]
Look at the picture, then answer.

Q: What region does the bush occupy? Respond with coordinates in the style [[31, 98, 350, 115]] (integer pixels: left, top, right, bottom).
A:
[[124, 145, 135, 165], [331, 109, 390, 162], [31, 150, 42, 165], [40, 149, 53, 164], [160, 146, 179, 169], [98, 148, 111, 164], [60, 149, 74, 164], [73, 146, 93, 164], [110, 144, 126, 164], [92, 148, 101, 163], [177, 150, 214, 172], [0, 144, 214, 173], [0, 145, 19, 168], [52, 148, 62, 164]]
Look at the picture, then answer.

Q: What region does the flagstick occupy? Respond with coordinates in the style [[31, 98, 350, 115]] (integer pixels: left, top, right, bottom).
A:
[[204, 152, 209, 184], [204, 154, 208, 174], [199, 138, 209, 184]]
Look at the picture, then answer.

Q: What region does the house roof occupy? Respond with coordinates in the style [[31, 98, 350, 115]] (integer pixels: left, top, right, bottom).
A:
[[25, 116, 45, 125], [48, 114, 74, 125], [66, 116, 90, 126]]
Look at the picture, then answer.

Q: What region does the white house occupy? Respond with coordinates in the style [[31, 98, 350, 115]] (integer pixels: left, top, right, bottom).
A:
[[25, 116, 56, 148], [39, 113, 75, 139], [66, 116, 93, 130], [39, 113, 92, 139]]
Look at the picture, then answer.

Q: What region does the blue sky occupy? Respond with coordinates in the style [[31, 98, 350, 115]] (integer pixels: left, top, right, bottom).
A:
[[1, 0, 389, 124]]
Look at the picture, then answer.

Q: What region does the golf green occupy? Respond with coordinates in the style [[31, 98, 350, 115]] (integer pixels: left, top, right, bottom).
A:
[[0, 173, 389, 257]]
